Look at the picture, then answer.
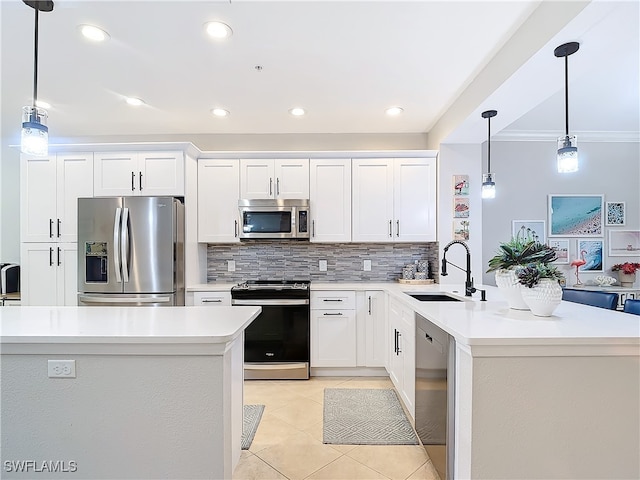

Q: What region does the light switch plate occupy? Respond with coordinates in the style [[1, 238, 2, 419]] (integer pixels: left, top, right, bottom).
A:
[[227, 260, 236, 272], [319, 260, 327, 272], [363, 260, 372, 271]]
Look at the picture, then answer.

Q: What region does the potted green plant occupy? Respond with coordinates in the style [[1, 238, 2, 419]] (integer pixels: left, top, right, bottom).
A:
[[486, 234, 557, 310], [515, 262, 565, 317]]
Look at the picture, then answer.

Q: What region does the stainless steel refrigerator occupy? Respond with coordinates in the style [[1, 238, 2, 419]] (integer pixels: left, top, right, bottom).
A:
[[77, 196, 184, 306]]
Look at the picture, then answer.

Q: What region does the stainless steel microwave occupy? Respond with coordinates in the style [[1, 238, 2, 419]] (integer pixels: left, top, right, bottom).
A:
[[238, 199, 310, 239]]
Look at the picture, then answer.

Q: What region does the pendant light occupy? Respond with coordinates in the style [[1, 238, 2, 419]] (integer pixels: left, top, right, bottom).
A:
[[554, 41, 580, 173], [20, 0, 54, 157], [481, 109, 497, 199]]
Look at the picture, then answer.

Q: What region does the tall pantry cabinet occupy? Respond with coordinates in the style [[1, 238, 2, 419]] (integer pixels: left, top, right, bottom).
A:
[[20, 153, 94, 305]]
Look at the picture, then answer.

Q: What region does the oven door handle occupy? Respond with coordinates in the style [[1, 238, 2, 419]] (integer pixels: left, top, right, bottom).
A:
[[231, 299, 309, 306]]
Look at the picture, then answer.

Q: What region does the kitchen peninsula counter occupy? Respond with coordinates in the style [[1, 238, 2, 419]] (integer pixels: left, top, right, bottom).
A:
[[0, 305, 261, 480]]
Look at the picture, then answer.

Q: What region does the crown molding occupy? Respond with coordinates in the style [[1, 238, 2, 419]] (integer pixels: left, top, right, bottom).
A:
[[493, 130, 640, 142]]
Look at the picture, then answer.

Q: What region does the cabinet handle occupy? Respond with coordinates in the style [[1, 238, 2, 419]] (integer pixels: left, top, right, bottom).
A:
[[389, 220, 392, 237], [57, 247, 61, 266], [269, 178, 273, 196], [394, 328, 398, 354], [131, 171, 136, 191], [312, 220, 316, 238], [276, 177, 280, 196], [49, 219, 53, 238], [234, 220, 239, 238], [368, 296, 372, 315], [425, 333, 433, 343], [323, 298, 343, 302], [323, 312, 343, 316], [396, 220, 400, 237], [202, 299, 222, 303], [139, 171, 143, 191], [49, 247, 53, 266], [57, 218, 61, 238]]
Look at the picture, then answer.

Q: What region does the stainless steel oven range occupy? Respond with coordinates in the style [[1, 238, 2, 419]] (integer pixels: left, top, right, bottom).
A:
[[231, 280, 310, 380]]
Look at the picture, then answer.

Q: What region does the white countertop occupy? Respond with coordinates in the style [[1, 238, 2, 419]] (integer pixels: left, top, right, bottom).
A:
[[0, 306, 261, 349]]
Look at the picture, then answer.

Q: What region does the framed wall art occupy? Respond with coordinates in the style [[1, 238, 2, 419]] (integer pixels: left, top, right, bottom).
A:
[[548, 239, 570, 264], [605, 201, 626, 226], [512, 220, 545, 244], [453, 219, 469, 241], [548, 194, 604, 237], [577, 239, 604, 272], [608, 230, 640, 257], [454, 197, 469, 218], [453, 175, 469, 196]]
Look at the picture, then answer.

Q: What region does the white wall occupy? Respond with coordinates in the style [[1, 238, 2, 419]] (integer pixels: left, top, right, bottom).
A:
[[482, 140, 640, 286]]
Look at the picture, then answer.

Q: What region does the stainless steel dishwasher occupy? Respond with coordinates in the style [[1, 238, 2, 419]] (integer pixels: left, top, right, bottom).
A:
[[415, 313, 455, 480]]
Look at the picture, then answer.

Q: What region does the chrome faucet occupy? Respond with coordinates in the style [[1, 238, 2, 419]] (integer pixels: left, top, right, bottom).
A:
[[441, 240, 486, 300]]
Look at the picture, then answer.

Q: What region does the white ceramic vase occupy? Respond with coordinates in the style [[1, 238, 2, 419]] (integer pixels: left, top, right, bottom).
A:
[[618, 272, 636, 288], [495, 269, 529, 310], [520, 278, 563, 317]]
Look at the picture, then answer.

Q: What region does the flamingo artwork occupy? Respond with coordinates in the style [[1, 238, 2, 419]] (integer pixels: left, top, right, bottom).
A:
[[570, 250, 587, 286]]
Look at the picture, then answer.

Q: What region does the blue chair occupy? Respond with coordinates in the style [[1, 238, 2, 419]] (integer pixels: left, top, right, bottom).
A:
[[562, 288, 619, 310], [623, 299, 640, 315]]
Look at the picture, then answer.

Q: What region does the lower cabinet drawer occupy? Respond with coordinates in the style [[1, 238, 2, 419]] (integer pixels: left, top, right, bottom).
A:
[[193, 291, 231, 306]]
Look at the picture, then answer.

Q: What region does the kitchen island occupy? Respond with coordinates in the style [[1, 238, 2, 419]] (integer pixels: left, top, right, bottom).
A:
[[0, 305, 260, 480]]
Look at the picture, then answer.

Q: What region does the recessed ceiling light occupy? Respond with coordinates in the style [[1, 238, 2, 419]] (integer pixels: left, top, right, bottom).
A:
[[385, 106, 404, 116], [205, 21, 232, 39], [125, 97, 145, 107], [78, 24, 110, 42], [212, 108, 229, 117], [289, 107, 306, 116], [35, 100, 51, 109]]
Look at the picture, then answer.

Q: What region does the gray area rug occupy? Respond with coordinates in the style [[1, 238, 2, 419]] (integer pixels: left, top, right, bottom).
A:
[[323, 388, 418, 445], [241, 404, 265, 450]]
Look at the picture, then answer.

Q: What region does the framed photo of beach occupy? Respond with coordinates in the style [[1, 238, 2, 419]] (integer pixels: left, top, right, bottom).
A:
[[605, 201, 626, 226], [608, 230, 640, 257], [548, 194, 604, 237], [512, 220, 545, 244], [577, 239, 604, 272], [548, 239, 570, 264]]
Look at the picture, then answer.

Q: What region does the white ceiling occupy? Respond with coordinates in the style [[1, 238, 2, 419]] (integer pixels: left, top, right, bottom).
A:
[[1, 0, 638, 146]]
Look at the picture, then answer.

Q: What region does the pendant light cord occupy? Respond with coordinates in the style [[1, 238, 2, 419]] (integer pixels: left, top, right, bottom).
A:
[[564, 54, 569, 137], [487, 115, 491, 172], [33, 6, 39, 108]]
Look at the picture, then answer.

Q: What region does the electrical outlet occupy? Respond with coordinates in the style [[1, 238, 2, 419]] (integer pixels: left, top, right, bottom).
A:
[[363, 260, 372, 271], [319, 260, 327, 272], [48, 360, 76, 378], [227, 260, 236, 272]]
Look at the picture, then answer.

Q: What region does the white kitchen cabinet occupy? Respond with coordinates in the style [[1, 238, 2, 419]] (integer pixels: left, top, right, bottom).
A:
[[356, 290, 387, 368], [94, 151, 184, 197], [352, 158, 436, 242], [310, 291, 357, 367], [387, 297, 415, 418], [21, 152, 94, 243], [197, 159, 240, 243], [20, 242, 77, 306], [239, 159, 309, 199], [309, 159, 351, 242], [193, 291, 231, 306]]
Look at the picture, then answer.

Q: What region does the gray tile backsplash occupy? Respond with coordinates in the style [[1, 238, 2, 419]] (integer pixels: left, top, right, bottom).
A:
[[206, 242, 439, 282]]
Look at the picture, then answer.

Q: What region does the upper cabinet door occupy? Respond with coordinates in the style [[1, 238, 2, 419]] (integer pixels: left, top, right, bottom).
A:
[[352, 159, 394, 242], [138, 151, 184, 196], [393, 158, 437, 242], [274, 159, 309, 199], [309, 159, 351, 242], [94, 152, 139, 196], [21, 154, 58, 242], [198, 159, 241, 243], [56, 153, 94, 242], [239, 159, 274, 199]]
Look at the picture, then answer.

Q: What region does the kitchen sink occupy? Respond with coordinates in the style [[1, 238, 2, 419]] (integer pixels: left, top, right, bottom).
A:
[[405, 293, 463, 302]]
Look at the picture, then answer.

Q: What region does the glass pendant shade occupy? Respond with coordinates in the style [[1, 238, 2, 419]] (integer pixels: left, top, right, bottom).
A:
[[557, 135, 578, 173], [481, 173, 496, 199], [21, 106, 49, 156]]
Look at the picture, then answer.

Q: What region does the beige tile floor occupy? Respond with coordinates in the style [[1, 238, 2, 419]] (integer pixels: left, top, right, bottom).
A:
[[233, 376, 441, 480]]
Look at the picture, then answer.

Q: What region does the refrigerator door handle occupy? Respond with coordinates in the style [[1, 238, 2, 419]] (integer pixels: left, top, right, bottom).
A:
[[121, 207, 130, 283], [113, 208, 122, 283], [78, 294, 172, 304]]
